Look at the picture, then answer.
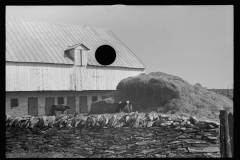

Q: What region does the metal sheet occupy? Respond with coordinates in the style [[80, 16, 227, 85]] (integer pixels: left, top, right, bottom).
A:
[[5, 17, 145, 69], [8, 18, 35, 62], [6, 40, 19, 61], [37, 21, 63, 64], [17, 19, 43, 62]]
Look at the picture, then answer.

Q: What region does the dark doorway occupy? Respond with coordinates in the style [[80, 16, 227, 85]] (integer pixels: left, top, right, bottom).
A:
[[92, 96, 98, 102], [28, 97, 38, 116], [67, 96, 76, 114], [45, 97, 54, 116], [79, 96, 88, 113]]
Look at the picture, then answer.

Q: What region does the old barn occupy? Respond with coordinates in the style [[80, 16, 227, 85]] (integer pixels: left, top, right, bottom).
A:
[[6, 17, 146, 117]]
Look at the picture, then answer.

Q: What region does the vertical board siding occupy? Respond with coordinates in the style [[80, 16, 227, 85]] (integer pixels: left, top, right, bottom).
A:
[[6, 62, 75, 91], [83, 66, 144, 90], [6, 62, 145, 91]]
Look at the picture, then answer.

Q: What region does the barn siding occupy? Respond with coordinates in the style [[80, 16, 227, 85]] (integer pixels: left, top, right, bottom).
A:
[[6, 91, 112, 117], [6, 62, 145, 92], [84, 66, 144, 90], [6, 62, 74, 91]]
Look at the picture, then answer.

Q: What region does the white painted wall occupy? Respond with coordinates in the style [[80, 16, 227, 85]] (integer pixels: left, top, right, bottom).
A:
[[6, 62, 145, 91], [6, 90, 112, 117]]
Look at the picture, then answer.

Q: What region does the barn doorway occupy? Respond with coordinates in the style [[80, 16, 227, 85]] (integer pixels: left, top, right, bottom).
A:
[[79, 96, 87, 113], [45, 97, 54, 116], [28, 97, 38, 116], [67, 96, 76, 114]]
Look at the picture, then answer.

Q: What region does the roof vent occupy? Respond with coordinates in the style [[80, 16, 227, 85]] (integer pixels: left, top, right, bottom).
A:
[[64, 43, 89, 66]]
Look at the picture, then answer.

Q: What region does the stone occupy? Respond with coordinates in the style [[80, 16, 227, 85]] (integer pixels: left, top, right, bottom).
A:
[[146, 154, 155, 158], [201, 128, 218, 132], [159, 114, 170, 118], [160, 121, 173, 126], [155, 154, 167, 158], [180, 127, 186, 130], [186, 123, 199, 129], [172, 148, 188, 152], [185, 153, 206, 158], [174, 126, 181, 130], [206, 124, 215, 129], [195, 135, 202, 140], [174, 153, 190, 158], [6, 114, 220, 158], [136, 140, 156, 145], [134, 136, 151, 140], [194, 122, 208, 128], [156, 131, 169, 136], [182, 128, 197, 133], [134, 154, 146, 158], [188, 147, 219, 153], [183, 144, 194, 148], [124, 154, 134, 158], [161, 136, 179, 143], [103, 154, 117, 158], [168, 140, 182, 144], [207, 136, 217, 140], [172, 122, 180, 126], [167, 153, 177, 157], [191, 143, 210, 147], [147, 121, 154, 127], [141, 148, 156, 154], [109, 145, 127, 150], [195, 131, 203, 135], [201, 132, 211, 137], [199, 120, 220, 126], [167, 131, 182, 137], [181, 139, 206, 144], [89, 154, 102, 158], [114, 150, 126, 154], [147, 112, 159, 121], [171, 115, 182, 123], [202, 136, 208, 140], [203, 152, 221, 158], [189, 116, 199, 124]]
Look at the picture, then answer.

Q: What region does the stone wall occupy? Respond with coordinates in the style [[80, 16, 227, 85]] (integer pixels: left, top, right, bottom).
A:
[[6, 112, 220, 158]]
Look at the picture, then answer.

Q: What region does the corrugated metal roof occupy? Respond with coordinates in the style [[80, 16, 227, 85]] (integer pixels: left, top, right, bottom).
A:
[[6, 17, 146, 69]]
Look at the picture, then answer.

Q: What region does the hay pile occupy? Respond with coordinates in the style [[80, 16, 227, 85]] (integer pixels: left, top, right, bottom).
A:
[[106, 72, 233, 121], [88, 100, 118, 114]]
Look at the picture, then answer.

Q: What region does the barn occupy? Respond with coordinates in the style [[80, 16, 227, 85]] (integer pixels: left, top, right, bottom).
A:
[[6, 17, 146, 117]]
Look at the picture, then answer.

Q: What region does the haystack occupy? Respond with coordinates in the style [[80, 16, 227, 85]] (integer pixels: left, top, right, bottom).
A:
[[107, 72, 233, 121], [88, 98, 118, 114]]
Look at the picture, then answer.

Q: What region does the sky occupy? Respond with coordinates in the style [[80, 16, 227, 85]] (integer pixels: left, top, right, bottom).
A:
[[6, 5, 233, 89]]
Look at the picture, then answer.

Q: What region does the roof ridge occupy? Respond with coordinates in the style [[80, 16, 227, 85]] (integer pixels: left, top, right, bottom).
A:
[[6, 16, 110, 30]]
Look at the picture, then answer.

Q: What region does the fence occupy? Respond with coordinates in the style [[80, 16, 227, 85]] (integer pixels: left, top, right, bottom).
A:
[[219, 109, 233, 157]]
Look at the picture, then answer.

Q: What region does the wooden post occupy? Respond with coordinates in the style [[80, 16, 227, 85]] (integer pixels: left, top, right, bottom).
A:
[[228, 112, 234, 157], [219, 110, 225, 157], [220, 109, 233, 158]]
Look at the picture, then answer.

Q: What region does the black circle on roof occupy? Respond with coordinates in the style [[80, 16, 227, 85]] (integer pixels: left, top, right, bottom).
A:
[[95, 45, 116, 66]]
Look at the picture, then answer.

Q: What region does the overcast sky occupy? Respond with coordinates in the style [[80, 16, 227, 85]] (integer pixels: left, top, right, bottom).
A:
[[6, 5, 233, 89]]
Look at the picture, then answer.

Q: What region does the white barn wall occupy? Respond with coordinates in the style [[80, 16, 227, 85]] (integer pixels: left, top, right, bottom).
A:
[[6, 90, 112, 117], [6, 62, 145, 92], [6, 62, 75, 91], [84, 66, 145, 90]]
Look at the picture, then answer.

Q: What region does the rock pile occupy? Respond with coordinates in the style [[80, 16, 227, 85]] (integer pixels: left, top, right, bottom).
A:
[[6, 112, 221, 158]]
